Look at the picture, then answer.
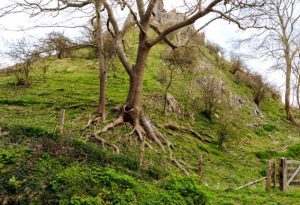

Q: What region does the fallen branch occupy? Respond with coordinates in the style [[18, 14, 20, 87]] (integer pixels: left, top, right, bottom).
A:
[[236, 177, 266, 190]]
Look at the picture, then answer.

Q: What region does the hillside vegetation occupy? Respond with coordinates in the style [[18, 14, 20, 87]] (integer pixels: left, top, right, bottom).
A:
[[1, 30, 300, 204]]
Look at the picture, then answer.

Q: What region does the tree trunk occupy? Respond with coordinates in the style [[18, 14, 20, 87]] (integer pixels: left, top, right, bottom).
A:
[[123, 44, 150, 126], [164, 68, 175, 115], [285, 59, 294, 122], [96, 3, 106, 119]]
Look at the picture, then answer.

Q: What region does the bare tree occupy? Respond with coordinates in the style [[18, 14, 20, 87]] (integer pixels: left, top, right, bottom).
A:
[[254, 0, 300, 122], [6, 38, 40, 86], [160, 45, 197, 115], [42, 32, 73, 59], [198, 76, 224, 119], [94, 1, 107, 119]]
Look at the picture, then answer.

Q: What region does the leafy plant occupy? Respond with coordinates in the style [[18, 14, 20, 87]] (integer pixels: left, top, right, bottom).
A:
[[162, 175, 207, 205]]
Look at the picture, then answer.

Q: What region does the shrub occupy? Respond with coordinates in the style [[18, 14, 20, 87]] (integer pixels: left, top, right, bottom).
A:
[[42, 32, 73, 59], [250, 74, 268, 106], [217, 92, 238, 147], [51, 165, 138, 204], [161, 46, 198, 71], [231, 55, 281, 104], [6, 39, 40, 86], [197, 76, 224, 119], [162, 175, 207, 205], [206, 41, 222, 54], [70, 196, 103, 205], [230, 54, 244, 74]]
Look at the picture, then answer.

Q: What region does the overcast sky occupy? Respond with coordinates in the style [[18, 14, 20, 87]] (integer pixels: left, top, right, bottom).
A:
[[0, 0, 285, 93]]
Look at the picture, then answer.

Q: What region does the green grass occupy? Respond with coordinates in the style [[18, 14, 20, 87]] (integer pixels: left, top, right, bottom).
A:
[[1, 30, 300, 204]]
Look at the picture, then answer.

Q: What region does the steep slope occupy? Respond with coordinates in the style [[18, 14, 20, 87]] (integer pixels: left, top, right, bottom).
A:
[[0, 31, 300, 204]]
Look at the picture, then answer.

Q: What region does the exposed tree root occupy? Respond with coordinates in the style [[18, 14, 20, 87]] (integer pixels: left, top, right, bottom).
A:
[[91, 135, 120, 153], [140, 115, 165, 151], [171, 157, 189, 175], [87, 109, 206, 174], [94, 115, 124, 135], [138, 129, 146, 166], [178, 159, 198, 171], [164, 123, 211, 142], [165, 139, 189, 175], [126, 126, 155, 151], [81, 113, 102, 131]]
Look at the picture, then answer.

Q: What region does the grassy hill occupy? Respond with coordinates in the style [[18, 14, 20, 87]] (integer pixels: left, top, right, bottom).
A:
[[1, 30, 300, 204]]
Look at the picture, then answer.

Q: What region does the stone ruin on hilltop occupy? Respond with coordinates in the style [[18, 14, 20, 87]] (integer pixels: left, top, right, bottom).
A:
[[152, 0, 205, 46]]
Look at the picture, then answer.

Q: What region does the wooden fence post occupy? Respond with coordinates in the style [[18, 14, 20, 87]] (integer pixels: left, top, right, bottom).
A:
[[273, 161, 277, 189], [266, 160, 272, 191], [60, 109, 65, 136], [280, 157, 288, 192], [198, 155, 203, 178]]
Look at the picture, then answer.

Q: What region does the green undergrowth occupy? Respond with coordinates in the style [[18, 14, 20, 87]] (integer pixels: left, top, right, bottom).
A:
[[1, 28, 300, 204]]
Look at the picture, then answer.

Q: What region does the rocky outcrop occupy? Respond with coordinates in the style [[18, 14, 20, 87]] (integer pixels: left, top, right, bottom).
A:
[[152, 0, 198, 46]]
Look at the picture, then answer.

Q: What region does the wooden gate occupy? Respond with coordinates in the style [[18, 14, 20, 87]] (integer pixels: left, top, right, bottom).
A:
[[235, 158, 300, 192], [279, 158, 300, 192]]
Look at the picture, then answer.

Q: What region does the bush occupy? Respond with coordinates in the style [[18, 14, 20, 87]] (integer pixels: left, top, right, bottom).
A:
[[161, 46, 198, 71], [230, 54, 244, 74], [70, 196, 103, 205], [217, 92, 238, 147], [50, 165, 138, 204], [162, 175, 207, 205], [6, 39, 40, 86], [197, 76, 224, 119], [206, 41, 222, 54], [42, 32, 73, 59], [250, 75, 267, 106], [231, 55, 281, 104]]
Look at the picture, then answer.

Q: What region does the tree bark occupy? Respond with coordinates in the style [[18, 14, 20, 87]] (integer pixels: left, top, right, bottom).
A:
[[164, 68, 175, 115], [285, 54, 294, 122], [96, 2, 106, 119], [123, 41, 150, 125]]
